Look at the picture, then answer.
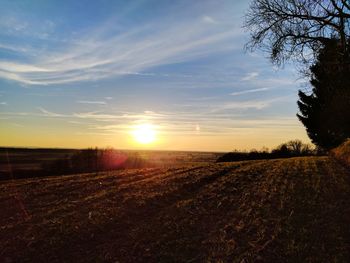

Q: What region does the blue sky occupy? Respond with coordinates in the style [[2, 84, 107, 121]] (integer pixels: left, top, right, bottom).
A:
[[0, 0, 309, 151]]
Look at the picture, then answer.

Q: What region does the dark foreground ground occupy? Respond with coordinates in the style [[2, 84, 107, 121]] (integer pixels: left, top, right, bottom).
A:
[[0, 157, 350, 262]]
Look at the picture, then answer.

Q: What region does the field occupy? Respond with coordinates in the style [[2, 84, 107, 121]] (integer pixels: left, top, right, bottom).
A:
[[0, 148, 221, 179], [1, 157, 350, 262], [0, 148, 77, 173]]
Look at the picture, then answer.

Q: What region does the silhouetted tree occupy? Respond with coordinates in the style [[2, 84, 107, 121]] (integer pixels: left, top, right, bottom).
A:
[[272, 143, 291, 158], [297, 39, 350, 149], [245, 0, 350, 65], [288, 140, 303, 155]]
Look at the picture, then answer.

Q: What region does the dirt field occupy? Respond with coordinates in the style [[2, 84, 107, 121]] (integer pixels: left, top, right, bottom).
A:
[[1, 157, 350, 262]]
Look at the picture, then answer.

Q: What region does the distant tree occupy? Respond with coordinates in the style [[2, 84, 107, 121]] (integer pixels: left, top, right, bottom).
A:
[[288, 140, 303, 155], [300, 143, 314, 155], [297, 39, 350, 149], [245, 0, 350, 65], [272, 143, 291, 158]]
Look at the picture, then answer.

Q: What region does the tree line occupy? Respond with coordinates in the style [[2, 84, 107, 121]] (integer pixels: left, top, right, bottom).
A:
[[217, 140, 317, 162]]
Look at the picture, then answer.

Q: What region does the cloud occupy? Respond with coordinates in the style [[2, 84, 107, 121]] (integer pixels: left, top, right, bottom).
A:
[[37, 107, 65, 117], [202, 15, 218, 24], [0, 70, 38, 85], [0, 43, 30, 53], [0, 102, 302, 138], [84, 114, 301, 136], [0, 62, 51, 73], [203, 96, 291, 113], [0, 16, 28, 33], [77, 100, 106, 105], [0, 14, 56, 40], [0, 109, 166, 123], [0, 102, 7, 105], [187, 96, 218, 101], [72, 110, 165, 121], [0, 15, 241, 85], [73, 111, 116, 120], [230, 87, 270, 96], [241, 72, 259, 81], [88, 124, 130, 131], [0, 111, 30, 116], [212, 100, 270, 111], [243, 77, 304, 91], [176, 97, 279, 112], [68, 120, 85, 125]]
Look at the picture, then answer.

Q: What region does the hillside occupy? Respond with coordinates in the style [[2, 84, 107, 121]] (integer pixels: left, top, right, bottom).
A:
[[1, 157, 350, 262], [332, 139, 350, 167]]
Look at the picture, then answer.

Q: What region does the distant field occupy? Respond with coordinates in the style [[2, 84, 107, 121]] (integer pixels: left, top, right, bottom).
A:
[[1, 157, 350, 262], [0, 148, 77, 172], [0, 147, 221, 179]]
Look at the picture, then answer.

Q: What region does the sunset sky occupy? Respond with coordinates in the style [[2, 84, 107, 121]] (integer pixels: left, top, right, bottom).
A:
[[0, 0, 310, 151]]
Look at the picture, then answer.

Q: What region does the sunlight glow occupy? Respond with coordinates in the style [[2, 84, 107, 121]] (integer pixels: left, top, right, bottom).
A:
[[132, 123, 157, 144]]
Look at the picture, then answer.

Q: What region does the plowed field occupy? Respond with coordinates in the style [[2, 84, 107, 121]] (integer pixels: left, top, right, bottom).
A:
[[1, 157, 350, 262]]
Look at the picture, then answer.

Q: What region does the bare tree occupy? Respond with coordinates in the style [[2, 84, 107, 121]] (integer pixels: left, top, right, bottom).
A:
[[288, 139, 303, 154], [244, 0, 350, 65]]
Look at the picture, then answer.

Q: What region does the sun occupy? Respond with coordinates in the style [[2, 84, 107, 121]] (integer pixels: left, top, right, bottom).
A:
[[132, 123, 156, 144]]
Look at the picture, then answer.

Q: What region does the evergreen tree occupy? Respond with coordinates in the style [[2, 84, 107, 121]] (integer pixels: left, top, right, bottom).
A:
[[297, 39, 350, 150]]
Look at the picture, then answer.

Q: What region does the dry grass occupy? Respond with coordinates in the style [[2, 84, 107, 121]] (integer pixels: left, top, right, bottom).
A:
[[331, 139, 350, 166], [1, 157, 350, 262]]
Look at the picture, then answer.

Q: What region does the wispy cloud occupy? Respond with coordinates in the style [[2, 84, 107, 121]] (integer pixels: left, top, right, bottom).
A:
[[177, 96, 284, 112], [0, 15, 240, 85], [0, 62, 51, 73], [0, 14, 56, 40], [73, 110, 165, 121], [73, 111, 117, 120], [0, 101, 301, 138], [230, 87, 270, 96], [202, 15, 218, 24], [187, 96, 218, 101], [0, 43, 30, 53], [0, 15, 28, 33], [37, 107, 64, 117], [0, 102, 7, 105], [244, 77, 305, 91], [77, 100, 106, 105], [84, 115, 301, 136], [241, 72, 259, 81], [211, 100, 271, 111]]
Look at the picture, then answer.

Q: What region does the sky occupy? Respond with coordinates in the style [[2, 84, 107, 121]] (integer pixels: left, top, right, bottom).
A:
[[0, 0, 310, 152]]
